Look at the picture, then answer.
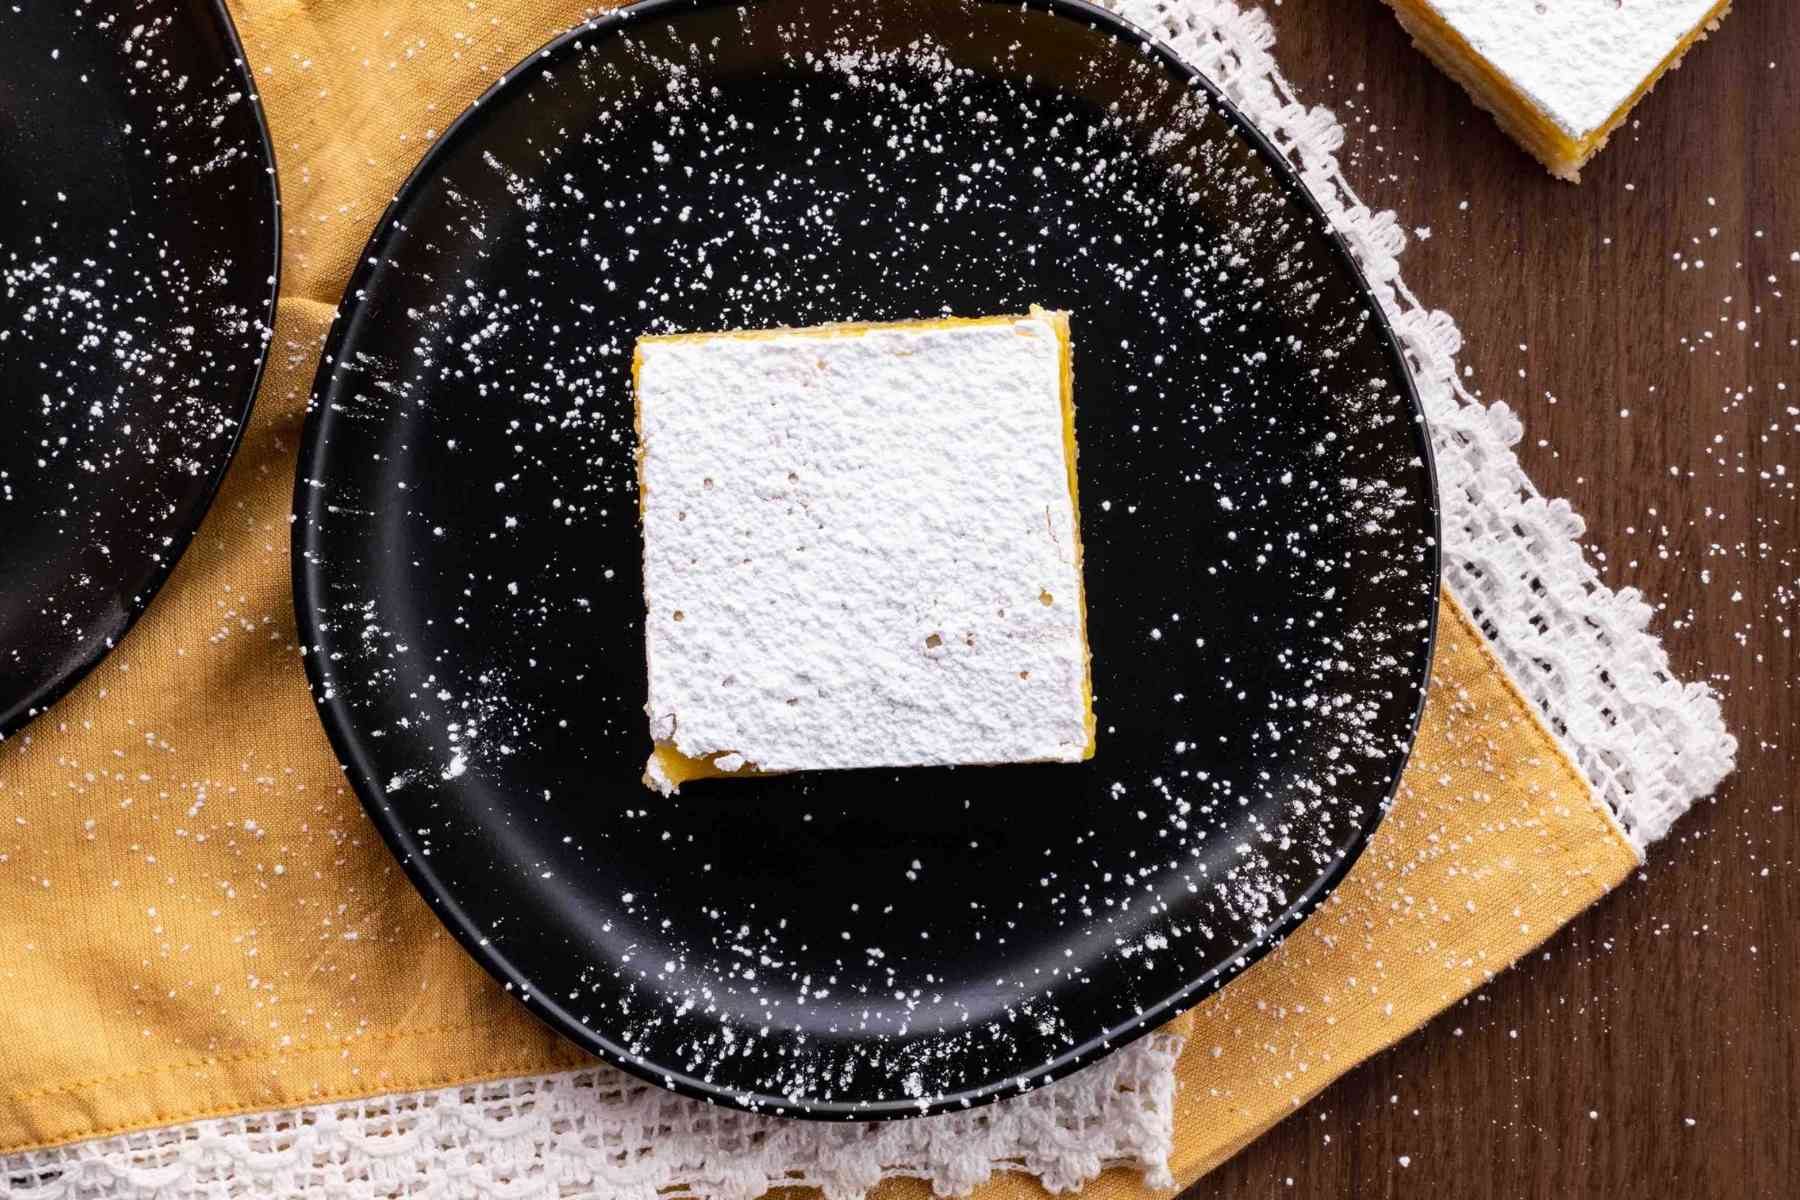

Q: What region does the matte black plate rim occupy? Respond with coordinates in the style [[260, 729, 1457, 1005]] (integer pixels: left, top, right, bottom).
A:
[[292, 0, 1442, 1121], [1, 0, 283, 739]]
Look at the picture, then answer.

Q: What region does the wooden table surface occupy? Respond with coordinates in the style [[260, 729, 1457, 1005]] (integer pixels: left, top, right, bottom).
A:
[[1175, 3, 1799, 1196]]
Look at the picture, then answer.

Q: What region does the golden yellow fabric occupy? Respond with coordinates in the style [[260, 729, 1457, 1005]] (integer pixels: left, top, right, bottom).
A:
[[0, 2, 1640, 1190]]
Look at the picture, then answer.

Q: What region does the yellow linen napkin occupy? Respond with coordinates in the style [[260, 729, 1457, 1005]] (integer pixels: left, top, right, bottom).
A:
[[0, 1, 1639, 1192]]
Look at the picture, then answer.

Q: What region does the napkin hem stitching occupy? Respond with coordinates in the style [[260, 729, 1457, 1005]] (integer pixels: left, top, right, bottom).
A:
[[1, 1019, 572, 1108], [1436, 588, 1639, 864]]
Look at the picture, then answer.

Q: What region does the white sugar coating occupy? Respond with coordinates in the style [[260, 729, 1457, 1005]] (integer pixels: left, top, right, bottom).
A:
[[1418, 0, 1727, 138], [636, 315, 1091, 784]]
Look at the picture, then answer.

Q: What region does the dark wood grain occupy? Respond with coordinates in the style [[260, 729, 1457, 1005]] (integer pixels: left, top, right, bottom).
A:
[[1179, 2, 1799, 1196]]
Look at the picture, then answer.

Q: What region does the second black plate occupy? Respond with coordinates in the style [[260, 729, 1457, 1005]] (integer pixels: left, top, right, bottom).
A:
[[295, 0, 1438, 1118], [0, 0, 279, 733]]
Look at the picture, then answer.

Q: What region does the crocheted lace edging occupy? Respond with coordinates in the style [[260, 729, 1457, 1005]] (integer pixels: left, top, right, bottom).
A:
[[0, 1033, 1182, 1200]]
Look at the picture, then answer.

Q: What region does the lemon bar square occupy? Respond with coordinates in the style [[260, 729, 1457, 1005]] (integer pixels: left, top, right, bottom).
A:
[[632, 309, 1095, 795], [1382, 0, 1733, 182]]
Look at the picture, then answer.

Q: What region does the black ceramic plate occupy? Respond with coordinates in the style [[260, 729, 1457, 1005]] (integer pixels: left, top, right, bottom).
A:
[[0, 0, 279, 735], [295, 0, 1438, 1118]]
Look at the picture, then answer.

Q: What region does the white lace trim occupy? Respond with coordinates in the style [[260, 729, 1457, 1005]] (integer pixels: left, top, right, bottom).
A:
[[0, 1033, 1182, 1200], [2, 3, 1736, 1198], [1107, 0, 1736, 853]]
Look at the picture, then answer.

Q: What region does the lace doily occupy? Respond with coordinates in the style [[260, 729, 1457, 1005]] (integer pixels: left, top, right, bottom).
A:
[[2, 2, 1735, 1198], [0, 1033, 1181, 1200]]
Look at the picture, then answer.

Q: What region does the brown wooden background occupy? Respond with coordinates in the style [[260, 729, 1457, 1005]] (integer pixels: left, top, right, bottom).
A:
[[1176, 2, 1798, 1196]]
